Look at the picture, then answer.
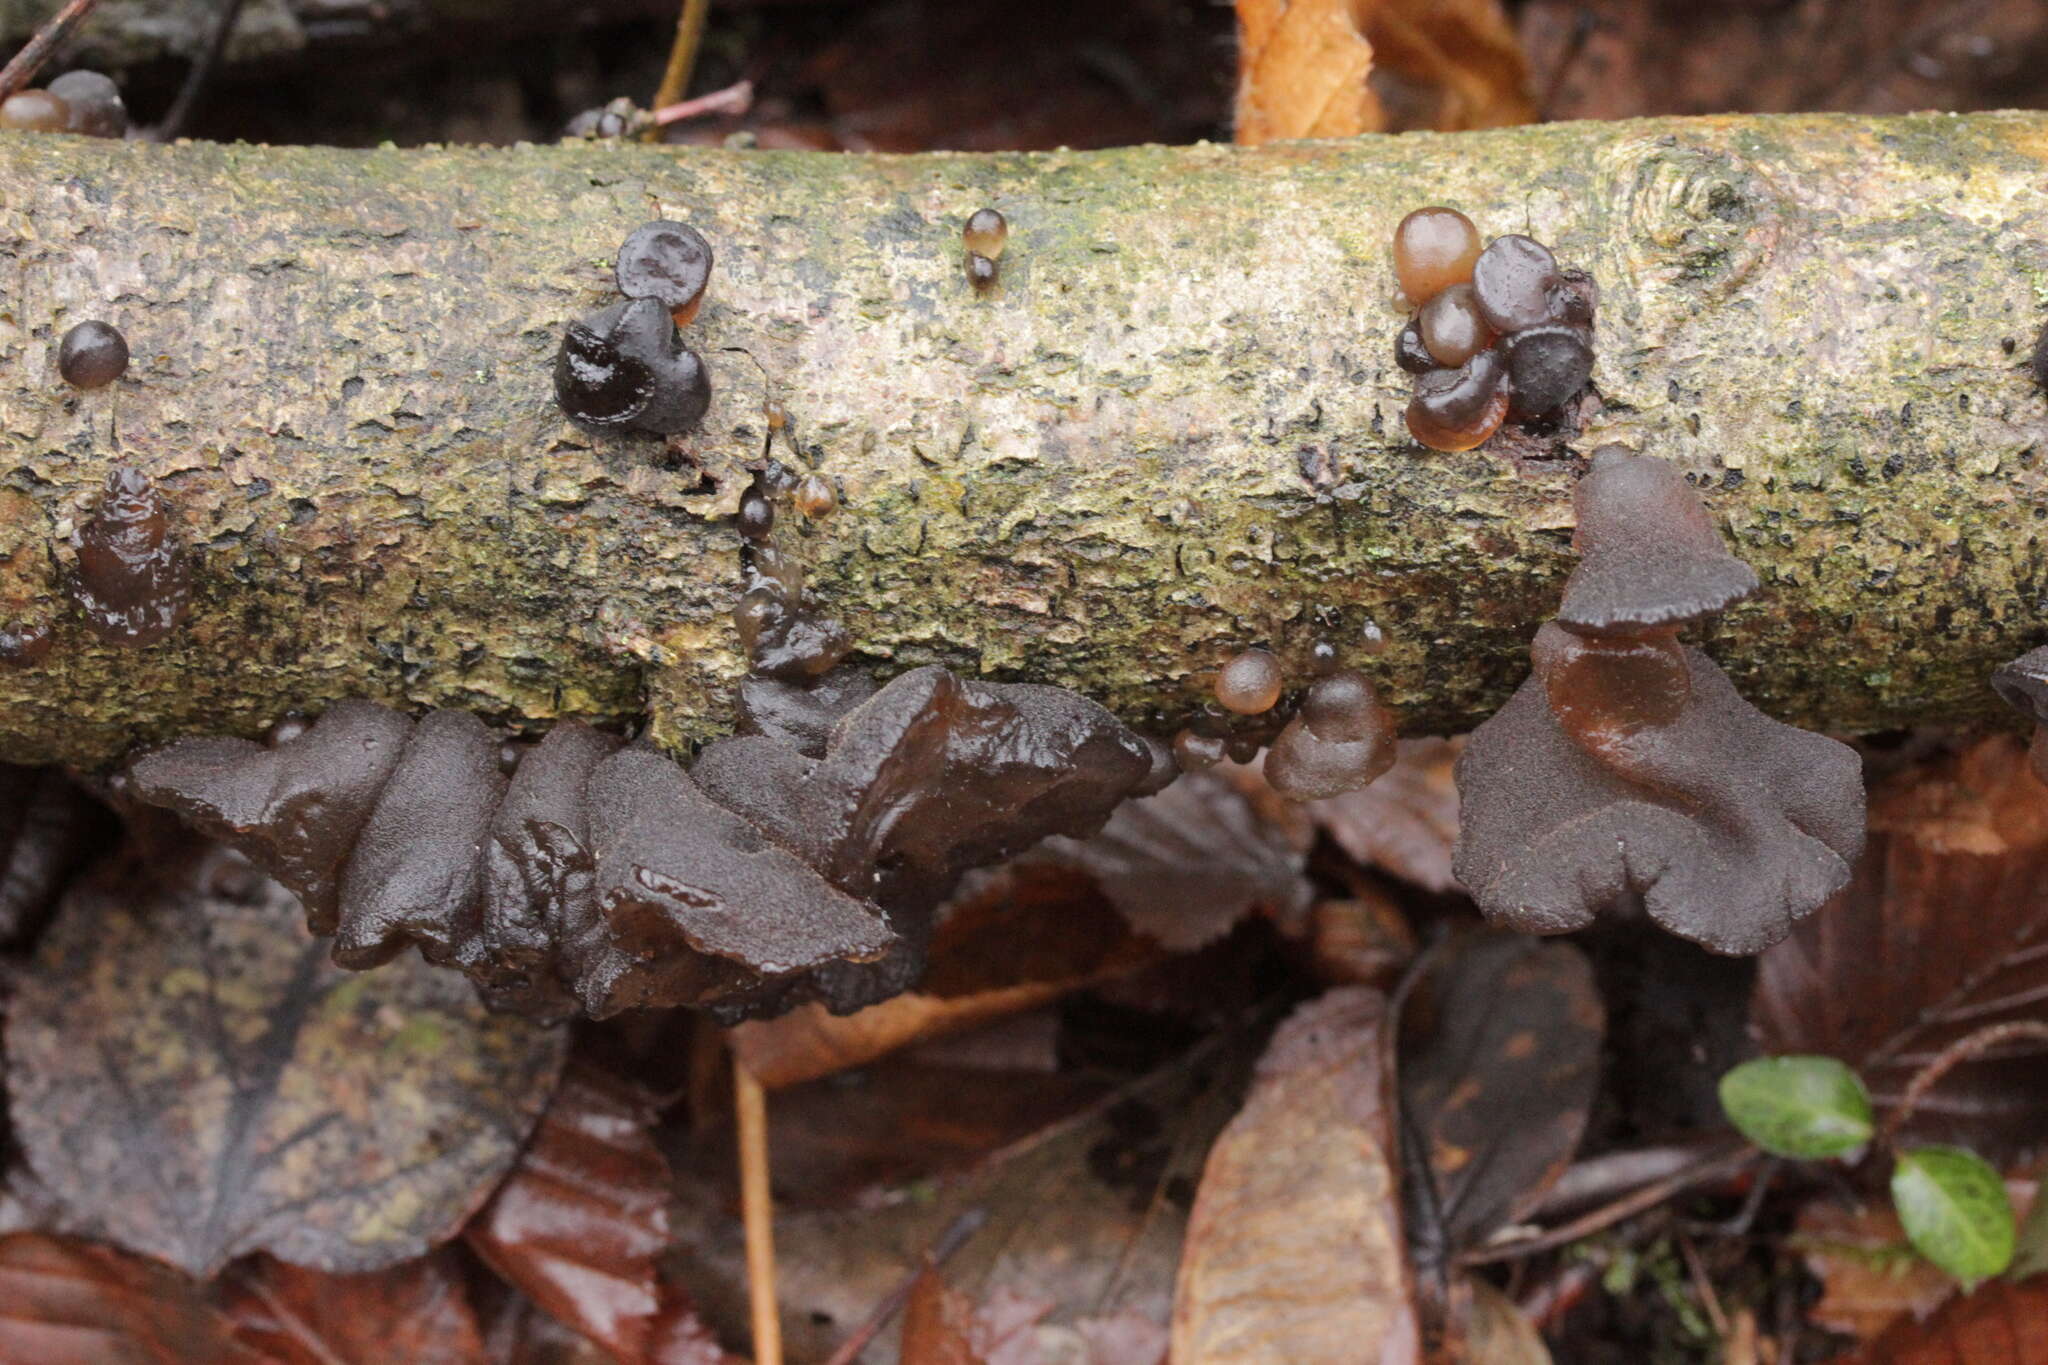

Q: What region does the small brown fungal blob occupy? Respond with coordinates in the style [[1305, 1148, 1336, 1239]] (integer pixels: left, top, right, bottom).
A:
[[57, 321, 128, 389], [47, 71, 126, 138], [1308, 639, 1340, 674], [0, 90, 69, 133], [553, 297, 709, 435], [1417, 283, 1494, 368], [1394, 320, 1438, 375], [1173, 728, 1228, 772], [1452, 448, 1864, 956], [1215, 648, 1284, 715], [963, 208, 1008, 260], [615, 221, 713, 326], [1392, 207, 1481, 304], [966, 252, 999, 290], [1471, 234, 1561, 335], [794, 474, 837, 520], [737, 483, 775, 542], [1264, 668, 1398, 803], [764, 399, 788, 431], [1992, 646, 2048, 783], [69, 467, 190, 648], [1404, 350, 1509, 452]]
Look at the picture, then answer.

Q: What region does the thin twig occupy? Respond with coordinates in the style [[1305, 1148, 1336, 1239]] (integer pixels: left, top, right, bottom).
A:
[[648, 0, 712, 135], [650, 78, 752, 129], [152, 0, 247, 142], [0, 0, 105, 101], [822, 1209, 989, 1365], [1459, 1142, 1761, 1267], [1881, 1019, 2048, 1148], [735, 1057, 783, 1365]]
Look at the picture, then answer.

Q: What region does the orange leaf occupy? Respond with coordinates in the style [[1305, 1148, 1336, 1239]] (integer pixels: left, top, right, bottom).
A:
[[901, 1264, 987, 1365], [0, 1232, 257, 1365], [219, 1251, 488, 1365], [1234, 0, 1385, 146], [1847, 1275, 2048, 1364], [1363, 0, 1534, 132]]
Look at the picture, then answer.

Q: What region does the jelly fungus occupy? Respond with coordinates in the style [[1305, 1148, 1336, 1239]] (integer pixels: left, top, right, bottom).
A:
[[1394, 320, 1438, 375], [57, 321, 128, 389], [794, 474, 837, 520], [47, 71, 126, 138], [1470, 234, 1561, 335], [737, 483, 775, 542], [1404, 351, 1509, 452], [554, 297, 709, 436], [1504, 326, 1594, 419], [966, 252, 999, 290], [1418, 283, 1494, 368], [615, 220, 713, 326], [0, 90, 68, 133], [1173, 728, 1229, 772], [1215, 648, 1285, 715], [1992, 647, 2048, 783], [69, 467, 190, 648], [1392, 207, 1481, 304], [1453, 448, 1864, 956], [1264, 668, 1398, 802], [964, 207, 1007, 289]]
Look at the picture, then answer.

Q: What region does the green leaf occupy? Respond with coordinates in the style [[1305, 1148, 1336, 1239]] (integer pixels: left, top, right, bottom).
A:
[[1717, 1055, 1873, 1159], [1891, 1147, 2015, 1284]]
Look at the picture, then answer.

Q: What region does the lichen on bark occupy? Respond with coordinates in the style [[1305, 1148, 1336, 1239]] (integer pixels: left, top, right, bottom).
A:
[[1, 113, 2046, 769]]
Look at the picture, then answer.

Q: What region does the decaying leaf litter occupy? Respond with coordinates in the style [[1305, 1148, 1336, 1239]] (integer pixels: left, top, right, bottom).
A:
[[3, 0, 2048, 1362]]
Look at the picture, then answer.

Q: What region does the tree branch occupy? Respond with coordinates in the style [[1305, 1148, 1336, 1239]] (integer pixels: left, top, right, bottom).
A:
[[2, 114, 2045, 768]]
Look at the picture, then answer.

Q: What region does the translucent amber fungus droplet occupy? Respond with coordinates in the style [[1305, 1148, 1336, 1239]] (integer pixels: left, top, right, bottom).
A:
[[48, 71, 125, 137], [1405, 351, 1508, 452], [0, 90, 69, 132], [1418, 283, 1494, 367], [1300, 669, 1387, 743], [1393, 207, 1481, 305], [1532, 624, 1691, 764], [966, 253, 999, 289], [963, 208, 1008, 260], [794, 475, 837, 520], [58, 321, 128, 389], [1216, 649, 1284, 715]]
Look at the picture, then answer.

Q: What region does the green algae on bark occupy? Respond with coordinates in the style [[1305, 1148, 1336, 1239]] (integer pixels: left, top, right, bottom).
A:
[[1, 114, 2046, 767]]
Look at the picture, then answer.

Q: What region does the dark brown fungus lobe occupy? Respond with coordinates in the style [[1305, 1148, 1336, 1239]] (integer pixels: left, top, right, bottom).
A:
[[963, 208, 1008, 260], [1991, 646, 2048, 783], [1394, 320, 1439, 375], [1174, 728, 1228, 772], [736, 483, 774, 542], [1215, 648, 1284, 715], [0, 90, 69, 132], [69, 467, 190, 648], [966, 252, 999, 290], [614, 221, 713, 326], [1264, 669, 1397, 802], [794, 474, 837, 520], [1417, 283, 1494, 367], [1549, 268, 1599, 327], [1504, 325, 1594, 419], [47, 71, 126, 138], [1404, 349, 1509, 452], [1451, 450, 1864, 956], [1559, 445, 1759, 635], [1471, 234, 1561, 334], [58, 320, 129, 389], [553, 297, 709, 436], [0, 621, 51, 666], [1392, 206, 1481, 304]]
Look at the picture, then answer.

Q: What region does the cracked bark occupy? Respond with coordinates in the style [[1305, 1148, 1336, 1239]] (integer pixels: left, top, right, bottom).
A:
[[2, 113, 2047, 769]]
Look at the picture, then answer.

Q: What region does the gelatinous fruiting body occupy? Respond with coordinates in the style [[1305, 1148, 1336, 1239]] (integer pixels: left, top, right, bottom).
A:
[[794, 474, 837, 519], [69, 467, 190, 648], [1504, 326, 1593, 418], [1418, 283, 1494, 367], [1215, 648, 1284, 715], [1264, 669, 1397, 802], [0, 90, 69, 132], [963, 208, 1008, 259], [1452, 449, 1863, 956], [1405, 352, 1510, 452], [1392, 207, 1481, 304], [615, 220, 713, 325], [736, 483, 775, 542], [966, 252, 999, 289], [553, 298, 709, 435], [1394, 321, 1438, 375], [57, 321, 128, 389], [1471, 234, 1561, 334], [1173, 728, 1228, 772], [1992, 646, 2048, 783], [47, 71, 126, 138]]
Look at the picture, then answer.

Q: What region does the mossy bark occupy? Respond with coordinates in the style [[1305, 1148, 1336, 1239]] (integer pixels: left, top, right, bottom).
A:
[[2, 114, 2046, 769]]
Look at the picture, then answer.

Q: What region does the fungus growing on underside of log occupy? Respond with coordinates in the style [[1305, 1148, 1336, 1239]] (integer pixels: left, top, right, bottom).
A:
[[1452, 447, 1866, 955], [1992, 646, 2048, 782], [68, 467, 190, 648]]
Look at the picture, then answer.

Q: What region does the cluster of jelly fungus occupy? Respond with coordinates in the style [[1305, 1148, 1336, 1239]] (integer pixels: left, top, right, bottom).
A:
[[1451, 447, 1865, 956], [1391, 209, 1598, 452], [554, 221, 711, 435], [1992, 647, 2048, 783], [58, 321, 128, 390], [732, 481, 852, 682], [964, 207, 1007, 289], [69, 466, 190, 648], [1264, 669, 1397, 802], [0, 71, 126, 136]]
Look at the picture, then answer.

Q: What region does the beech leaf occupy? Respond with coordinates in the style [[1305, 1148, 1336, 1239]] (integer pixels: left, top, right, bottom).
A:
[[1891, 1147, 2016, 1284], [0, 1232, 258, 1365], [3, 849, 568, 1277], [219, 1251, 488, 1365], [1718, 1056, 1874, 1159], [1845, 1273, 2048, 1364]]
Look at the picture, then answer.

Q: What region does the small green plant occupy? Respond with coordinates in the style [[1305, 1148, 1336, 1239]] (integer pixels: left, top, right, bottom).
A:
[[1718, 1054, 2016, 1285]]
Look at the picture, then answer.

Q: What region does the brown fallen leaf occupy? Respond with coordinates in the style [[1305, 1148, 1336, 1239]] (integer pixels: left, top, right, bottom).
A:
[[1399, 934, 1604, 1273], [1234, 0, 1384, 145], [1171, 988, 1421, 1363], [1308, 879, 1418, 990], [1755, 737, 2048, 1160], [3, 847, 568, 1277], [466, 1068, 673, 1363], [1365, 0, 1534, 132], [899, 1275, 1170, 1365], [1845, 1274, 2048, 1364], [1311, 738, 1465, 896], [0, 766, 110, 948], [219, 1250, 488, 1365], [0, 1231, 259, 1365], [901, 1264, 986, 1365], [1456, 1275, 1554, 1365]]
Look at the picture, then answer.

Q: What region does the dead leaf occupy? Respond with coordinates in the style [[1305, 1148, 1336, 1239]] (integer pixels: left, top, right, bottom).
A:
[[2, 849, 568, 1277], [902, 1264, 986, 1365], [0, 767, 110, 947], [1457, 1275, 1553, 1365], [1365, 0, 1534, 132], [1308, 881, 1418, 989], [1233, 0, 1385, 145], [0, 1231, 258, 1365], [1398, 934, 1604, 1272], [1845, 1274, 2048, 1363], [466, 1068, 672, 1363], [1034, 772, 1313, 952], [219, 1251, 488, 1365], [1311, 738, 1465, 894], [1755, 737, 2048, 1160], [1171, 988, 1421, 1364]]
